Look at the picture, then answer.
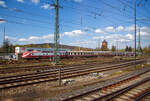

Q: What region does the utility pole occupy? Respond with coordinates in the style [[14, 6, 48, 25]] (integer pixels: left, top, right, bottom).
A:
[[80, 16, 82, 26], [3, 26, 5, 45], [134, 0, 137, 68], [98, 39, 100, 49], [52, 0, 62, 86], [116, 40, 118, 51], [53, 0, 60, 65], [137, 28, 142, 53]]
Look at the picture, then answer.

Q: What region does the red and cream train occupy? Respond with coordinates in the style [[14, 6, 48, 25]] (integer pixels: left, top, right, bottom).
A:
[[15, 47, 134, 59]]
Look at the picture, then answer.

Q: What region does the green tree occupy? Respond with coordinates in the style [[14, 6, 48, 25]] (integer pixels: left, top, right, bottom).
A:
[[1, 39, 15, 53], [143, 47, 148, 54], [44, 44, 51, 48], [2, 38, 10, 53], [111, 45, 116, 51], [128, 46, 132, 52], [125, 46, 129, 52], [148, 45, 150, 53], [120, 49, 125, 52]]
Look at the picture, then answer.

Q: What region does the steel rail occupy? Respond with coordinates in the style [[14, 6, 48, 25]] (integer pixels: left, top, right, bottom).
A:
[[91, 77, 150, 101], [0, 60, 144, 90], [62, 67, 150, 101], [0, 59, 143, 80], [0, 59, 141, 73], [134, 89, 150, 101], [0, 60, 144, 84]]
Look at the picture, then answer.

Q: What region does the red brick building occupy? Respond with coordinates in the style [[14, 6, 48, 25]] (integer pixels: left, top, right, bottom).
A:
[[101, 40, 108, 51]]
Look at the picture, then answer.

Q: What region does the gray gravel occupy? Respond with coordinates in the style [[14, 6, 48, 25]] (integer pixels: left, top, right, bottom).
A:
[[48, 67, 150, 101]]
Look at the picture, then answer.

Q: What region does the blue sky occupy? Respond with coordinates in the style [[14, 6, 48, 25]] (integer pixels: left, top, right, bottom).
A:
[[0, 0, 150, 49]]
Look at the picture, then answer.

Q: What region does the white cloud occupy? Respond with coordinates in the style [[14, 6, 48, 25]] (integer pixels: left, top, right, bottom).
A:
[[116, 26, 124, 31], [18, 34, 54, 43], [106, 34, 123, 40], [42, 34, 54, 39], [31, 0, 40, 4], [140, 31, 149, 36], [140, 26, 150, 36], [0, 0, 6, 7], [41, 4, 54, 10], [29, 36, 40, 40], [17, 0, 24, 3], [95, 28, 105, 34], [70, 40, 95, 45], [126, 34, 133, 40], [125, 24, 140, 32], [64, 30, 85, 37], [107, 34, 133, 42], [125, 25, 134, 32], [93, 33, 133, 43], [68, 40, 96, 48], [105, 26, 115, 32], [141, 26, 150, 32], [41, 4, 49, 9], [19, 38, 27, 42], [93, 36, 104, 40], [18, 36, 40, 43]]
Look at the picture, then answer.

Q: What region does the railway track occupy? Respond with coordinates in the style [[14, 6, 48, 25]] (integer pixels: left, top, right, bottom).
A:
[[0, 59, 145, 90], [135, 89, 150, 101], [0, 59, 143, 74], [110, 78, 150, 101], [0, 59, 142, 79], [60, 66, 150, 101]]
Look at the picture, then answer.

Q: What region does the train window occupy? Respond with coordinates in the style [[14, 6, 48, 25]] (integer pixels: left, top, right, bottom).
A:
[[27, 49, 34, 51]]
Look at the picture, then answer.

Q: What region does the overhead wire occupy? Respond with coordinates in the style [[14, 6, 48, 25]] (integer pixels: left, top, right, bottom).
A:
[[0, 0, 135, 31], [117, 0, 150, 20], [0, 6, 85, 29], [1, 0, 148, 34]]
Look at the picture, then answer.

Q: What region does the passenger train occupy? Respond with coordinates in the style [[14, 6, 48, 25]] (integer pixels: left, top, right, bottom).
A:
[[15, 47, 135, 59]]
